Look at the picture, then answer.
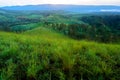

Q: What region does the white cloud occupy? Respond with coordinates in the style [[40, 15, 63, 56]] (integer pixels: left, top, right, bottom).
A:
[[100, 9, 120, 12], [0, 0, 120, 6]]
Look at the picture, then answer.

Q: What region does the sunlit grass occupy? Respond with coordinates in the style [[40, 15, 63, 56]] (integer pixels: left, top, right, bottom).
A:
[[0, 27, 120, 80]]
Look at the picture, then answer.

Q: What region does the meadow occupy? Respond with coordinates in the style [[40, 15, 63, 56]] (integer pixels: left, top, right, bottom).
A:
[[0, 26, 120, 80]]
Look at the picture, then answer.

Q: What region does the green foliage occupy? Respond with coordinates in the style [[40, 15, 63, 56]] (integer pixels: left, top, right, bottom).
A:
[[11, 23, 41, 32], [0, 9, 120, 43], [0, 9, 120, 80], [0, 27, 120, 80]]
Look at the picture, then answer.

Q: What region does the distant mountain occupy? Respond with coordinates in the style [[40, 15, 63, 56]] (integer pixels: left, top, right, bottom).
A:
[[1, 4, 120, 13], [0, 8, 7, 13]]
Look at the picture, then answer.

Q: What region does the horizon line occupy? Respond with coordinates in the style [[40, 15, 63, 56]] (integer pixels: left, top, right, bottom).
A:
[[0, 4, 120, 7]]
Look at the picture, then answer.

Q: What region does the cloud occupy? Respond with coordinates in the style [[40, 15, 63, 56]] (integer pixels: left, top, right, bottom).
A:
[[0, 0, 119, 6], [100, 9, 120, 12]]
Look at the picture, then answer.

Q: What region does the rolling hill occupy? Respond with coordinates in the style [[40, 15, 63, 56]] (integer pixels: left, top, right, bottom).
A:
[[0, 5, 120, 80], [0, 26, 120, 80]]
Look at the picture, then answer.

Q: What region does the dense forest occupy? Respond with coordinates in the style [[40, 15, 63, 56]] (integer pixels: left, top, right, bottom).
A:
[[0, 9, 120, 43], [0, 8, 120, 80]]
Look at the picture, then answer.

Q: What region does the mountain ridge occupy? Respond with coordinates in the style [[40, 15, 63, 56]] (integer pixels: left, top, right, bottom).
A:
[[1, 4, 120, 13]]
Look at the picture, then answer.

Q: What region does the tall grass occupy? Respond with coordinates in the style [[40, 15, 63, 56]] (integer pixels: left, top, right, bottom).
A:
[[0, 27, 120, 80]]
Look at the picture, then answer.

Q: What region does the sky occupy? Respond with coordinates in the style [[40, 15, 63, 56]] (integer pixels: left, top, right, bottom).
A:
[[0, 0, 120, 7]]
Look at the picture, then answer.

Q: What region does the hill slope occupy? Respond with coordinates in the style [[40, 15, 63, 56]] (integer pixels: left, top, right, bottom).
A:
[[0, 26, 120, 80]]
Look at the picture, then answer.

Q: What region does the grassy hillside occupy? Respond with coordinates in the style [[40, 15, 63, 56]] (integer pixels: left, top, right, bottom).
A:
[[0, 26, 120, 80]]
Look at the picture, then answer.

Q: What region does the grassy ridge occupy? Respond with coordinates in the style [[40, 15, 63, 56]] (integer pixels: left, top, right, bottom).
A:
[[0, 27, 120, 80]]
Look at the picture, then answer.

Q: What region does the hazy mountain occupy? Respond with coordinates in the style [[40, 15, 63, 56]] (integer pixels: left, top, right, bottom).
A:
[[1, 4, 120, 13]]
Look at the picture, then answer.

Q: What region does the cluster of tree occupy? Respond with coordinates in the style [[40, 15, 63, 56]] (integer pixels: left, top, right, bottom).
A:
[[80, 15, 120, 42], [44, 17, 120, 43], [81, 15, 120, 31], [0, 16, 40, 31], [0, 9, 42, 31]]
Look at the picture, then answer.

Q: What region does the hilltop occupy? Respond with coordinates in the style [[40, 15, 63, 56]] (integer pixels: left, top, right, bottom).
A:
[[0, 26, 120, 80]]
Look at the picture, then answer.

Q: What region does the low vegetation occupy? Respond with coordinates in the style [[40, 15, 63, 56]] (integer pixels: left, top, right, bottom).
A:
[[0, 27, 120, 80]]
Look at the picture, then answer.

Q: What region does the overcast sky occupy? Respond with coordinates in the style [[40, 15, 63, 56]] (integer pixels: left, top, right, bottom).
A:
[[0, 0, 120, 7]]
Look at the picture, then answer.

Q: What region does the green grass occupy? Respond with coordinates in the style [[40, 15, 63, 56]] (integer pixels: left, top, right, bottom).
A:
[[0, 27, 120, 80]]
